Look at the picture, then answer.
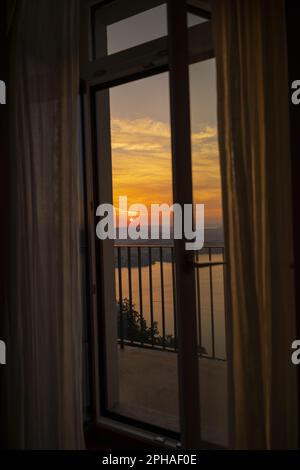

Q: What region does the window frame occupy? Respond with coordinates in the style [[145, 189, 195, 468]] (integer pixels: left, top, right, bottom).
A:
[[79, 0, 226, 450]]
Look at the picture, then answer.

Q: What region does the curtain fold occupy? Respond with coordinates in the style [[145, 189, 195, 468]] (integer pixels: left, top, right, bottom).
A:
[[212, 0, 298, 449], [5, 0, 84, 449]]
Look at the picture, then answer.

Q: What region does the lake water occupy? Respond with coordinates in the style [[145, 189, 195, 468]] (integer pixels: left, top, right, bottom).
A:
[[115, 252, 227, 360]]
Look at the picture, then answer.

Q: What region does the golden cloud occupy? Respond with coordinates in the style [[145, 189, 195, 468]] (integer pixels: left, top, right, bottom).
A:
[[111, 117, 223, 225]]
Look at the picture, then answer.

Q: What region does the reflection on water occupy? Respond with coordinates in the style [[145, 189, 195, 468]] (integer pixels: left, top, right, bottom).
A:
[[115, 252, 226, 360]]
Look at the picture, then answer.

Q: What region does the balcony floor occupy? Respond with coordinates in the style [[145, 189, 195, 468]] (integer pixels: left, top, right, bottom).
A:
[[111, 346, 228, 447]]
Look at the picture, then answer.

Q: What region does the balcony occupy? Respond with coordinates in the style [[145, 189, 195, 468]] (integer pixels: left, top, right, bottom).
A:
[[113, 244, 228, 446]]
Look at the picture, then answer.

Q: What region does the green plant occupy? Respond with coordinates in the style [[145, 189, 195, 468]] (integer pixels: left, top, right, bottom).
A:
[[118, 298, 159, 345], [117, 297, 207, 355]]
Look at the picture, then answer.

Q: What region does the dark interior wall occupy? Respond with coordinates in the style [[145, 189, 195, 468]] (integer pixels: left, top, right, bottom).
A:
[[285, 0, 300, 449]]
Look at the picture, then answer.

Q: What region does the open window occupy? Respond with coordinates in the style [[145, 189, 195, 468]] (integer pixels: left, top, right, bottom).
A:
[[80, 0, 229, 449]]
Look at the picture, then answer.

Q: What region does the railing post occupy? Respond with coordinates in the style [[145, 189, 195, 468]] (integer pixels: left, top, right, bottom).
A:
[[148, 247, 155, 347], [137, 247, 144, 344], [117, 246, 124, 350], [171, 246, 178, 350], [209, 247, 216, 359], [160, 247, 166, 349], [127, 246, 133, 345], [196, 250, 202, 356]]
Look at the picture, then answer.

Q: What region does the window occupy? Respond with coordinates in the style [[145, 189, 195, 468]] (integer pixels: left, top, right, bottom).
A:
[[91, 1, 208, 59], [80, 0, 229, 449], [94, 3, 168, 57]]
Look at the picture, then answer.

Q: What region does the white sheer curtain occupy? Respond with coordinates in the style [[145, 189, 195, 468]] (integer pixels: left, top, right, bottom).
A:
[[5, 0, 84, 449], [212, 0, 298, 449]]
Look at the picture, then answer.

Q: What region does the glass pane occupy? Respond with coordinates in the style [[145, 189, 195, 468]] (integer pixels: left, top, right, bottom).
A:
[[187, 12, 208, 27], [189, 58, 228, 447], [93, 3, 167, 58], [93, 3, 208, 58], [108, 4, 167, 55], [99, 72, 180, 433]]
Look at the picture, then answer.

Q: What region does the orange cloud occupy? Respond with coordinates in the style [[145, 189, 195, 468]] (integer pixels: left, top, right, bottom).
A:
[[111, 117, 223, 226]]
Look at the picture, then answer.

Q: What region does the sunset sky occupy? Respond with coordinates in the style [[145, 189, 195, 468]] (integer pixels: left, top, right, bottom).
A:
[[103, 3, 222, 228], [109, 59, 222, 228]]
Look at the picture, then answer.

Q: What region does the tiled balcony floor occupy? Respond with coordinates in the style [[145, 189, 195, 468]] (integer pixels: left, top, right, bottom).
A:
[[111, 346, 228, 447]]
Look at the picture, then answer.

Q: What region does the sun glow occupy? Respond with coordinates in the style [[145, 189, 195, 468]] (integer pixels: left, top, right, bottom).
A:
[[111, 117, 222, 226]]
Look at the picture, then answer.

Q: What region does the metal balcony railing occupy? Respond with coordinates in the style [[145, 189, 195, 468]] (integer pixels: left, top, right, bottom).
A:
[[115, 244, 227, 361]]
